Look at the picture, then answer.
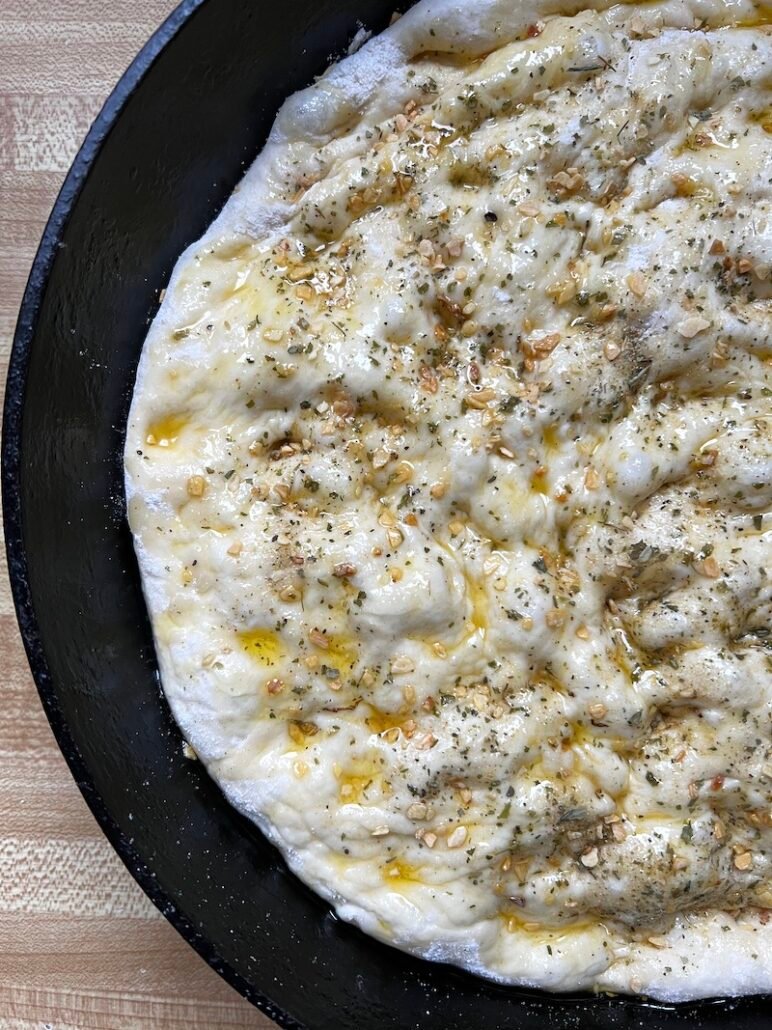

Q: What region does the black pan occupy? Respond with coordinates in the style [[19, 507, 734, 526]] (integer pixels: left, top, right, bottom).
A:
[[3, 1, 770, 1027]]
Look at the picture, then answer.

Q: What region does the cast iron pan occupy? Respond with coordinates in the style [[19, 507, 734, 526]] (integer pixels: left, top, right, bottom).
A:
[[3, 1, 770, 1027]]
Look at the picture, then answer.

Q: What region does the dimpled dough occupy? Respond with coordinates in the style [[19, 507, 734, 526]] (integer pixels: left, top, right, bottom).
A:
[[125, 0, 772, 999]]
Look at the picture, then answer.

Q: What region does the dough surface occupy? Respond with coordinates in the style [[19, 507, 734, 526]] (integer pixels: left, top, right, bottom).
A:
[[125, 0, 772, 999]]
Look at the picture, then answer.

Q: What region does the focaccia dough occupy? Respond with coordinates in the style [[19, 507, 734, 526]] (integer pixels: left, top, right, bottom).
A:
[[125, 0, 772, 999]]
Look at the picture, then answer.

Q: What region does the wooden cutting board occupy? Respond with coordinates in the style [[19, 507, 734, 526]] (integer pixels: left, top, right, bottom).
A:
[[0, 3, 275, 1026]]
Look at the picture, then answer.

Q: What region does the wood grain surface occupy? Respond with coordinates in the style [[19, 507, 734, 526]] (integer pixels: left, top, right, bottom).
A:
[[0, 3, 275, 1027]]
